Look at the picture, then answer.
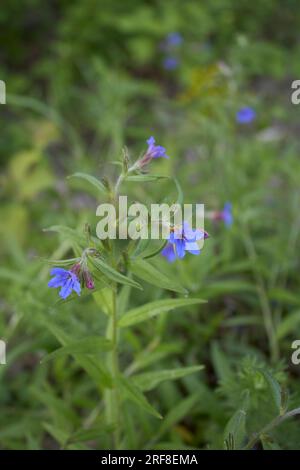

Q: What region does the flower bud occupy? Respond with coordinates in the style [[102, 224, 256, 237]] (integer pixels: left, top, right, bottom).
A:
[[83, 269, 95, 290]]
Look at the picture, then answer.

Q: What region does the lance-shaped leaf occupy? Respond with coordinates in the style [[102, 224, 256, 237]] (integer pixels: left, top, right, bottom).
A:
[[124, 175, 168, 182], [90, 257, 142, 290], [40, 318, 112, 387], [65, 424, 116, 446], [41, 336, 113, 363], [117, 375, 162, 419], [153, 393, 199, 443], [132, 365, 204, 391], [39, 257, 80, 266], [119, 297, 206, 328], [130, 258, 188, 294], [68, 172, 107, 195]]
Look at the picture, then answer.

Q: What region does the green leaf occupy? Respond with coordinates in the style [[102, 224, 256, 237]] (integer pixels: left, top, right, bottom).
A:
[[200, 280, 257, 299], [132, 365, 204, 391], [224, 392, 249, 450], [41, 336, 112, 363], [154, 393, 199, 442], [90, 257, 142, 290], [117, 375, 162, 419], [132, 238, 152, 258], [276, 309, 300, 340], [40, 318, 112, 388], [43, 225, 85, 247], [119, 298, 206, 328], [66, 424, 116, 445], [143, 240, 168, 260], [43, 423, 74, 448], [39, 257, 80, 266], [211, 341, 233, 383], [93, 287, 114, 315], [269, 288, 300, 307], [68, 172, 107, 195], [174, 178, 184, 205], [261, 437, 282, 450], [125, 174, 168, 182], [130, 258, 188, 294], [257, 368, 282, 413]]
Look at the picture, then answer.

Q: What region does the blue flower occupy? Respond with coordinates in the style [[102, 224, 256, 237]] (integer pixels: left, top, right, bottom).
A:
[[162, 222, 208, 261], [139, 136, 169, 168], [163, 56, 179, 70], [236, 107, 256, 124], [221, 202, 233, 227], [166, 32, 183, 47], [161, 243, 177, 263], [48, 267, 81, 299], [146, 136, 169, 159]]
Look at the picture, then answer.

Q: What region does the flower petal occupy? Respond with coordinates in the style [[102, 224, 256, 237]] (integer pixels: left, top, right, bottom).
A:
[[185, 240, 200, 253], [186, 242, 201, 255], [147, 136, 155, 147], [223, 202, 233, 226], [175, 239, 185, 258], [71, 278, 81, 296], [48, 276, 65, 288], [59, 279, 73, 299], [50, 267, 69, 277], [161, 243, 176, 262]]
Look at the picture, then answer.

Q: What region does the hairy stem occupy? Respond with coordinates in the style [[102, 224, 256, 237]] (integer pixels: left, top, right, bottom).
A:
[[104, 179, 123, 448], [105, 284, 120, 448]]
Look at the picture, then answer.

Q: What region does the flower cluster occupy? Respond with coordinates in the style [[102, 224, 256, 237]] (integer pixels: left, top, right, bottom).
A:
[[162, 221, 209, 262]]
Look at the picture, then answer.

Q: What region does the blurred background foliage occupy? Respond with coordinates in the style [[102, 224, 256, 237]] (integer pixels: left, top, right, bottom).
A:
[[1, 0, 300, 450]]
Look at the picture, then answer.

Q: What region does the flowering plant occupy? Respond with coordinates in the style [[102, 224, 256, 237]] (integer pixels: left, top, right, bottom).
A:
[[44, 137, 208, 448]]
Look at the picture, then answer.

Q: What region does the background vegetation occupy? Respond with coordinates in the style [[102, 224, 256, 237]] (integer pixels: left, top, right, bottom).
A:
[[1, 0, 300, 450]]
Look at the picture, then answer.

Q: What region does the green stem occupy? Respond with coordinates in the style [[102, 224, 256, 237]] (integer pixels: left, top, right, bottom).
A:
[[104, 176, 124, 448], [243, 407, 300, 449], [105, 284, 120, 448]]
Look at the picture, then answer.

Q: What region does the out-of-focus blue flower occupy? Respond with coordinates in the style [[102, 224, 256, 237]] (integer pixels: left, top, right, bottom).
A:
[[162, 221, 208, 261], [163, 56, 179, 70], [48, 267, 81, 299], [236, 107, 256, 124], [166, 32, 183, 47], [138, 136, 169, 168], [220, 202, 233, 227], [146, 136, 169, 159]]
